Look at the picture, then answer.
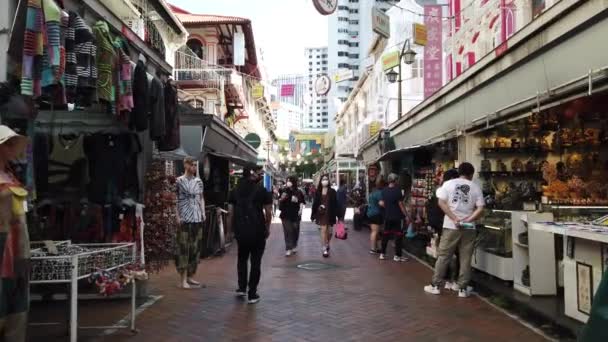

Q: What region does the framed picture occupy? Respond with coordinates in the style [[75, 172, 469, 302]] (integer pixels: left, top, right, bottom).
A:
[[602, 244, 608, 273], [576, 262, 593, 315]]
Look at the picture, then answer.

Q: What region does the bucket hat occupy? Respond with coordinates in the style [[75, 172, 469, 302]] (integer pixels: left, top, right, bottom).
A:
[[0, 125, 28, 154]]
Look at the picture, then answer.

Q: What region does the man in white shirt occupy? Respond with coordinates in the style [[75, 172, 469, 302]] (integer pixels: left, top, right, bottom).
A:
[[424, 162, 484, 298]]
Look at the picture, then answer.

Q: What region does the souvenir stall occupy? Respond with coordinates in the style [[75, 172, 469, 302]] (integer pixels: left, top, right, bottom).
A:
[[464, 90, 608, 323], [0, 0, 186, 339], [375, 139, 458, 257]]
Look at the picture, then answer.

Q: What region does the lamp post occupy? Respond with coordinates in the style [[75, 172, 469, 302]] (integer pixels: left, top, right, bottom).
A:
[[385, 39, 417, 119]]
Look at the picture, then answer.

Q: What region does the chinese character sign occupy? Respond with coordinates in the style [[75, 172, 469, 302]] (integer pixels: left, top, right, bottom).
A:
[[424, 5, 443, 99]]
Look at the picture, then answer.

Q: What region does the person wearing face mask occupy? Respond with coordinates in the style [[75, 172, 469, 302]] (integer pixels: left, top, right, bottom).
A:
[[0, 125, 30, 341], [311, 175, 339, 258], [279, 176, 305, 256], [228, 166, 273, 304]]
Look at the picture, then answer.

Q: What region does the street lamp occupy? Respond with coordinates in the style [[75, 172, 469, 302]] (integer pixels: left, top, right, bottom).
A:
[[384, 39, 416, 119]]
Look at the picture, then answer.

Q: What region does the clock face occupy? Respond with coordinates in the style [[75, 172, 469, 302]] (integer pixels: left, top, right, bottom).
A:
[[315, 75, 331, 96], [313, 0, 338, 16]]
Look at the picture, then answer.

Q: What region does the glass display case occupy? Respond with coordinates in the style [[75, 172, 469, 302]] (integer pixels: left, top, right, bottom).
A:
[[542, 205, 608, 222], [478, 210, 513, 257]]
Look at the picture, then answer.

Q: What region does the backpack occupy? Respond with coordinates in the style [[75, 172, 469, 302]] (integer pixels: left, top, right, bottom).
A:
[[233, 185, 265, 241]]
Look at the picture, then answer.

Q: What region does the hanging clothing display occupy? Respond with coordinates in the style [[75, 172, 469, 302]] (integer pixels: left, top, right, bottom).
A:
[[0, 180, 30, 342], [84, 133, 140, 204], [65, 10, 97, 106], [148, 78, 165, 140], [158, 80, 180, 151], [21, 0, 45, 97], [47, 134, 89, 192], [114, 38, 134, 115], [130, 60, 149, 132]]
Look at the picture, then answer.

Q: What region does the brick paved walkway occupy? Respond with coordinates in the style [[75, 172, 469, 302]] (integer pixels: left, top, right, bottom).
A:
[[109, 212, 547, 342]]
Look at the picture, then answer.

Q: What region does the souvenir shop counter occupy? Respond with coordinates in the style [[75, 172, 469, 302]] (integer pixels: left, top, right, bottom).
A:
[[30, 241, 147, 342], [530, 222, 608, 323]]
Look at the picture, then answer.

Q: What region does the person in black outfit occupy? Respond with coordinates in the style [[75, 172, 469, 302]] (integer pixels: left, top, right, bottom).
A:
[[228, 166, 272, 304], [279, 176, 305, 256], [311, 174, 339, 258], [426, 168, 460, 289]]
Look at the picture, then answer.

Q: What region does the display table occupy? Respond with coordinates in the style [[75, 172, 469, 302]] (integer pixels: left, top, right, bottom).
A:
[[530, 222, 608, 323], [30, 242, 139, 342]]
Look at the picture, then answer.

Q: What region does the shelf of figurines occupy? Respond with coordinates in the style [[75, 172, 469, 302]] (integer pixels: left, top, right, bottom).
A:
[[479, 171, 543, 179]]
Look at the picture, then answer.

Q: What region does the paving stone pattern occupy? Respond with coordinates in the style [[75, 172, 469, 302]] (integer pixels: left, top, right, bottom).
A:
[[105, 217, 547, 342]]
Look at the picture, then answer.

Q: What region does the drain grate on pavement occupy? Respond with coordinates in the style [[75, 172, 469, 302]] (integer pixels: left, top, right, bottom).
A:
[[296, 262, 338, 271]]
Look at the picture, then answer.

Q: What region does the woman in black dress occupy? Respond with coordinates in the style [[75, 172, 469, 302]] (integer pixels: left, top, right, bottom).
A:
[[311, 174, 338, 258], [279, 176, 305, 256]]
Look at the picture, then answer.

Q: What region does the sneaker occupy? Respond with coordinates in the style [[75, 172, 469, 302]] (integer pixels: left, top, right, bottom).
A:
[[458, 289, 470, 298], [399, 256, 409, 262], [236, 289, 247, 297], [393, 256, 403, 262], [445, 282, 454, 290], [369, 249, 380, 254], [285, 250, 292, 257], [424, 285, 441, 295], [248, 293, 261, 304], [379, 254, 387, 260], [322, 249, 329, 258], [291, 247, 298, 254]]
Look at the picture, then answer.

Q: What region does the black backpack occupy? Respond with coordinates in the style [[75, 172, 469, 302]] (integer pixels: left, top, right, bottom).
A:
[[233, 186, 265, 241]]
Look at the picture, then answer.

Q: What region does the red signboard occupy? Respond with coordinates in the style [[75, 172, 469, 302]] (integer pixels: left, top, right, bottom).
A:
[[280, 84, 295, 97], [423, 5, 443, 99]]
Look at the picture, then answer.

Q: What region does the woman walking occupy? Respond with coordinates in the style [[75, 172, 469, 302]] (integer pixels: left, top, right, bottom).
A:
[[380, 173, 409, 262], [367, 176, 385, 254], [279, 176, 305, 256], [311, 175, 338, 258]]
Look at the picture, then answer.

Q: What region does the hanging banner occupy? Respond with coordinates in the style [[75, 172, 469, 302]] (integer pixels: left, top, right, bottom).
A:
[[381, 51, 400, 71], [233, 31, 245, 66], [252, 84, 264, 99], [334, 69, 354, 83], [423, 5, 443, 99], [413, 23, 428, 46]]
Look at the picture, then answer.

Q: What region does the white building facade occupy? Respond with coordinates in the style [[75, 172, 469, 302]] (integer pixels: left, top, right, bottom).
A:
[[327, 0, 398, 133], [274, 102, 303, 140], [305, 47, 330, 130]]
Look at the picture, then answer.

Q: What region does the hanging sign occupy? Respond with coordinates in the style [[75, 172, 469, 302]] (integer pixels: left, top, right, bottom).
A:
[[245, 133, 261, 149], [233, 31, 245, 66], [333, 69, 354, 83], [423, 5, 443, 99], [315, 75, 331, 96], [369, 121, 382, 137], [313, 0, 338, 16], [413, 23, 428, 46], [381, 51, 400, 71], [252, 84, 264, 99], [372, 6, 390, 39]]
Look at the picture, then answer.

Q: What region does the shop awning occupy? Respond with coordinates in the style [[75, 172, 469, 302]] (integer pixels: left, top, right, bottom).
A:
[[376, 145, 425, 163], [180, 112, 258, 165], [206, 151, 256, 167], [155, 147, 195, 161]]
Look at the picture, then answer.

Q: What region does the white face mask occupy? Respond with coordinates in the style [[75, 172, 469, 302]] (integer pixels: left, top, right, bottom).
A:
[[286, 182, 293, 188], [321, 180, 329, 187]]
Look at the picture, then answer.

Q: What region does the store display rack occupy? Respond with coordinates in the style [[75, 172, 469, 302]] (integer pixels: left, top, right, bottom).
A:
[[30, 242, 139, 342]]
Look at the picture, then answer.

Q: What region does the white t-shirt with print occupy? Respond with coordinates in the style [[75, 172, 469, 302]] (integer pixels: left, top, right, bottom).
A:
[[436, 178, 484, 229]]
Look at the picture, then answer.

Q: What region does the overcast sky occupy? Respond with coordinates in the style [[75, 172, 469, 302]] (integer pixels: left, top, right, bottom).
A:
[[170, 0, 329, 79]]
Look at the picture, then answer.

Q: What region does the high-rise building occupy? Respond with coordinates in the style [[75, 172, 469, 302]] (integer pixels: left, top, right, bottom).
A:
[[274, 102, 303, 140], [304, 47, 330, 130], [328, 0, 397, 131]]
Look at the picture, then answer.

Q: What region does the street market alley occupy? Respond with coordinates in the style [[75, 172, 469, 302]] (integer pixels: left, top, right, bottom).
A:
[[87, 209, 548, 342]]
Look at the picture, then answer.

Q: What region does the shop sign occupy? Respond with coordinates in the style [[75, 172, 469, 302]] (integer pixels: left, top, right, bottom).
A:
[[233, 31, 245, 66], [413, 23, 428, 46], [245, 133, 261, 149], [381, 51, 400, 71], [372, 6, 390, 39], [369, 121, 382, 137], [334, 69, 354, 83], [252, 84, 264, 99], [423, 5, 443, 99], [313, 0, 337, 16], [315, 75, 331, 96]]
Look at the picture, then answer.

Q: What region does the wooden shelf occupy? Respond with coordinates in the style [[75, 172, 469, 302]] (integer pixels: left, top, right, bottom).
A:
[[480, 147, 551, 154]]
